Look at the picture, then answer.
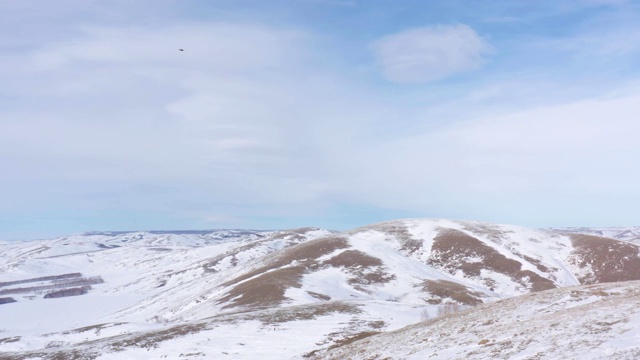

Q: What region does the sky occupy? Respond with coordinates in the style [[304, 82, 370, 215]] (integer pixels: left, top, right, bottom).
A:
[[2, 0, 640, 240]]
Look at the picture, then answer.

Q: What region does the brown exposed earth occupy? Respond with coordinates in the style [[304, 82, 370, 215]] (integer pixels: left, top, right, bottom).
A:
[[216, 236, 350, 308], [569, 234, 640, 284], [202, 229, 319, 273], [323, 249, 395, 289], [252, 301, 361, 325], [222, 236, 349, 287], [218, 266, 306, 309], [323, 250, 383, 268], [215, 235, 403, 308], [428, 229, 556, 292], [421, 279, 484, 305]]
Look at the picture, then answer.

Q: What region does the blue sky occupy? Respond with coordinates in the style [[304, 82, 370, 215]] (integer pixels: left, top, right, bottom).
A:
[[2, 0, 640, 240]]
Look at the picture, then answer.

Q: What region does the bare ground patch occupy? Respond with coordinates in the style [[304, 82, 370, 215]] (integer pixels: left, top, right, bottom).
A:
[[61, 323, 126, 336], [215, 237, 349, 309], [303, 316, 387, 358], [0, 350, 98, 360], [215, 236, 398, 309], [304, 331, 382, 358], [109, 322, 208, 351], [569, 234, 640, 284], [327, 331, 381, 349], [0, 273, 82, 288], [0, 276, 104, 296], [428, 229, 556, 292], [253, 301, 361, 325], [0, 336, 21, 344], [422, 279, 484, 305], [323, 250, 395, 288], [218, 266, 306, 309], [222, 236, 349, 288], [307, 291, 331, 301], [522, 255, 551, 273], [323, 250, 383, 268]]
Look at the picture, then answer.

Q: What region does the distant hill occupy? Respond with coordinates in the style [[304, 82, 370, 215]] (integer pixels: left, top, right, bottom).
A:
[[548, 226, 640, 244]]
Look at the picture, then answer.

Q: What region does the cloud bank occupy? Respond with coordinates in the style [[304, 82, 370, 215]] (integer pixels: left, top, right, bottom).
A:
[[2, 0, 640, 239]]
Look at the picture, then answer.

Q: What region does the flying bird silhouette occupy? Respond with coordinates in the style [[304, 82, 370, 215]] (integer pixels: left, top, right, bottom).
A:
[[178, 49, 184, 51]]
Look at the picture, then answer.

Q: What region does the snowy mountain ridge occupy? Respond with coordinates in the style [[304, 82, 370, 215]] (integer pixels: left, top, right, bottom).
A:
[[1, 219, 640, 359]]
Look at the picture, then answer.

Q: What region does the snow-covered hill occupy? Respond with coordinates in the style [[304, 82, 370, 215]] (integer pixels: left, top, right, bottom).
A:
[[1, 219, 640, 359], [0, 228, 331, 336], [311, 280, 640, 360], [549, 226, 640, 244]]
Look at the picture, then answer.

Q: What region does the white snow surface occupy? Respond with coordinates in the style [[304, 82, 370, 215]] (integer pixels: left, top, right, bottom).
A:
[[313, 280, 640, 360], [1, 220, 640, 359]]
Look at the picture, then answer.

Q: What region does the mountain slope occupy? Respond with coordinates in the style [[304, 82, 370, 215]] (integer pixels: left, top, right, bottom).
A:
[[2, 219, 640, 359], [311, 280, 640, 360], [164, 219, 640, 321], [0, 228, 332, 334]]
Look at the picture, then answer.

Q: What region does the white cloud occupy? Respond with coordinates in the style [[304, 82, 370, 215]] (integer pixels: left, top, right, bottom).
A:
[[371, 24, 491, 83], [327, 88, 640, 226], [0, 23, 294, 177], [30, 23, 301, 72], [4, 2, 640, 238], [0, 19, 345, 231]]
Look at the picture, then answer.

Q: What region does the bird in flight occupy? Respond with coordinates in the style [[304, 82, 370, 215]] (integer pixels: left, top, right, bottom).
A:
[[178, 49, 184, 51]]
